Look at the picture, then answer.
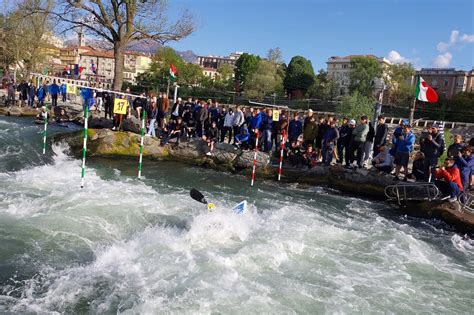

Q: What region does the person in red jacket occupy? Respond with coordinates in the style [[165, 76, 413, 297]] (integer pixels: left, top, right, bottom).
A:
[[435, 157, 463, 202]]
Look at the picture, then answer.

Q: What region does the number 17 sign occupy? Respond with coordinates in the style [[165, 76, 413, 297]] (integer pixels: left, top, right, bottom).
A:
[[113, 98, 129, 115]]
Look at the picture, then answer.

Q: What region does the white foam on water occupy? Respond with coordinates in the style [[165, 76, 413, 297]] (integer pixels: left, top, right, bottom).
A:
[[0, 133, 473, 313]]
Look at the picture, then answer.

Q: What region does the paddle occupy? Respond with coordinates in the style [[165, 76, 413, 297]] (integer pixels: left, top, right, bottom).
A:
[[190, 188, 215, 211]]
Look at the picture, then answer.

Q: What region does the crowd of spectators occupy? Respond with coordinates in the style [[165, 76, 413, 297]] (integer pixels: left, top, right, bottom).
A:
[[4, 80, 474, 203]]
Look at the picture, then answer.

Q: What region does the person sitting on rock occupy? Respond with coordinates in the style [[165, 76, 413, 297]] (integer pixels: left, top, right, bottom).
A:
[[35, 106, 47, 123], [182, 108, 195, 139], [288, 140, 305, 167], [303, 145, 318, 168], [234, 126, 250, 151], [371, 146, 394, 174], [56, 108, 69, 123], [162, 116, 184, 145], [204, 121, 218, 156], [435, 157, 463, 202], [408, 151, 425, 181], [455, 146, 473, 191]]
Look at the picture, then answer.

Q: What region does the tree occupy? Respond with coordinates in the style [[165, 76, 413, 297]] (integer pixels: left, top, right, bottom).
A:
[[348, 56, 383, 97], [234, 53, 260, 91], [308, 69, 338, 101], [267, 47, 283, 64], [214, 63, 234, 91], [386, 63, 416, 106], [337, 91, 374, 120], [0, 0, 52, 80], [244, 60, 283, 101], [37, 0, 195, 91], [284, 56, 315, 98]]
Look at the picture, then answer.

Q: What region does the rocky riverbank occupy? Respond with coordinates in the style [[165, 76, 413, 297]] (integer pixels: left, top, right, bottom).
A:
[[57, 128, 474, 233]]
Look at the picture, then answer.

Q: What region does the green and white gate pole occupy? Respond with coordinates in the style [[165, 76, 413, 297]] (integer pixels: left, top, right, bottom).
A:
[[42, 103, 48, 154], [138, 110, 147, 179], [81, 105, 89, 188]]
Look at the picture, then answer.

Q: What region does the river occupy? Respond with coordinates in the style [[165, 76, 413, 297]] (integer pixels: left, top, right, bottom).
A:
[[0, 116, 473, 313]]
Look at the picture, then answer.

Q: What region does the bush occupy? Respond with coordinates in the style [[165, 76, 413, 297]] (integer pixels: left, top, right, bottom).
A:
[[337, 91, 375, 120]]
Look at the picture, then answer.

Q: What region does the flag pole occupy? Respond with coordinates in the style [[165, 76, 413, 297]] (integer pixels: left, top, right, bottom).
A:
[[42, 103, 48, 154], [409, 75, 418, 125], [138, 109, 147, 179], [250, 131, 259, 187], [81, 105, 89, 188]]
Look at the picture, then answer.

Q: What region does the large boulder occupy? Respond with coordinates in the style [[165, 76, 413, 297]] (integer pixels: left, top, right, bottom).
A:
[[122, 116, 141, 134]]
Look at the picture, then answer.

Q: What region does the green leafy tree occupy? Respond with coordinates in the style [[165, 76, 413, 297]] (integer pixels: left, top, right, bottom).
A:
[[348, 56, 383, 97], [284, 56, 315, 98], [308, 69, 338, 100], [245, 60, 283, 101], [337, 91, 374, 120], [385, 63, 416, 106], [234, 53, 260, 90]]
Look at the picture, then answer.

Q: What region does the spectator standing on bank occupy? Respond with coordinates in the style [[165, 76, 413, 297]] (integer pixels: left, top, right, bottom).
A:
[[337, 117, 350, 164], [232, 105, 245, 141], [393, 124, 415, 181], [158, 93, 170, 129], [288, 112, 302, 143], [322, 120, 339, 166], [50, 80, 60, 107], [373, 115, 388, 156], [28, 84, 37, 107], [303, 115, 318, 149], [348, 115, 369, 169], [261, 109, 273, 152], [222, 108, 234, 143], [362, 121, 375, 167], [420, 124, 444, 182]]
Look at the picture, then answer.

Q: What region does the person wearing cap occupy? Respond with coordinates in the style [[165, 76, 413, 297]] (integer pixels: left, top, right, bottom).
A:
[[373, 115, 388, 156], [435, 157, 463, 202], [420, 124, 445, 181], [393, 123, 415, 181], [348, 115, 369, 168]]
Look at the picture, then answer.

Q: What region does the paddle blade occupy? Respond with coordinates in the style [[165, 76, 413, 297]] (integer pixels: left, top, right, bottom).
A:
[[190, 188, 207, 204]]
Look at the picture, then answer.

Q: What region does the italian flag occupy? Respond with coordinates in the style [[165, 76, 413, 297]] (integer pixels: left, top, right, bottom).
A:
[[169, 64, 177, 81], [416, 76, 438, 103]]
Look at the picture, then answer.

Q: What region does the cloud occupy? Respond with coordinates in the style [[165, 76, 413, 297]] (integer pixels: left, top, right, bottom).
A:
[[386, 50, 410, 64], [437, 30, 474, 52], [460, 34, 474, 43], [432, 52, 452, 68]]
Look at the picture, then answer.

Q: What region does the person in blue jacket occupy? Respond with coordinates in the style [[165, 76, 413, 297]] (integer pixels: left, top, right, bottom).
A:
[[60, 83, 67, 102], [261, 109, 273, 152], [288, 112, 303, 143], [37, 83, 47, 107], [455, 146, 473, 191], [234, 127, 250, 150], [50, 80, 60, 107], [248, 109, 263, 148], [393, 124, 415, 181]]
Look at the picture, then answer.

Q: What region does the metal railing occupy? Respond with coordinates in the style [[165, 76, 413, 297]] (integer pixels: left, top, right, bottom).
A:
[[384, 182, 441, 206]]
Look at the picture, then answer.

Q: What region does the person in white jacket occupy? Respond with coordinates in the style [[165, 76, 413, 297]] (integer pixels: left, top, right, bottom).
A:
[[372, 146, 394, 174], [221, 109, 235, 143], [232, 106, 245, 142]]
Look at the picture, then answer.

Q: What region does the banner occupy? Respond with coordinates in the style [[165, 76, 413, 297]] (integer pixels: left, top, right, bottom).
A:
[[66, 84, 76, 94], [272, 110, 280, 122], [113, 98, 129, 115]]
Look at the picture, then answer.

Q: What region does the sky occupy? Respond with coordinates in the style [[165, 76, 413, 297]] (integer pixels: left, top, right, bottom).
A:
[[168, 0, 474, 71]]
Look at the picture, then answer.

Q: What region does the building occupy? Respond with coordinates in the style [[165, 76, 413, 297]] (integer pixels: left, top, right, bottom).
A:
[[326, 55, 391, 97], [416, 68, 474, 99], [58, 33, 151, 84], [197, 52, 243, 79]]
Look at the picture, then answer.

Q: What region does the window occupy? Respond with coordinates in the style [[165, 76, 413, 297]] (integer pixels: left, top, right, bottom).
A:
[[444, 79, 449, 87]]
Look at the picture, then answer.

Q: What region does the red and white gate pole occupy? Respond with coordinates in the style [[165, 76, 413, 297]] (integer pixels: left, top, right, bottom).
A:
[[250, 131, 259, 187]]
